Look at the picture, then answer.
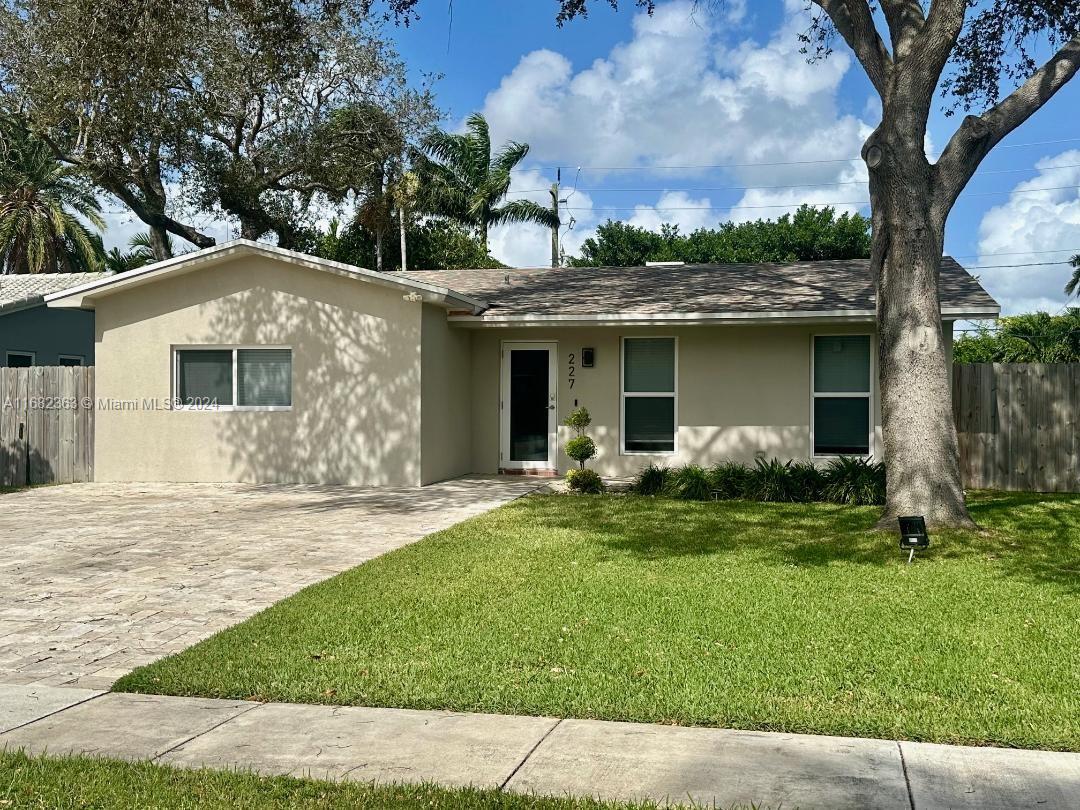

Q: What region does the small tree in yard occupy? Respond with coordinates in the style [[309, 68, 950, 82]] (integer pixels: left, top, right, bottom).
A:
[[564, 407, 603, 493]]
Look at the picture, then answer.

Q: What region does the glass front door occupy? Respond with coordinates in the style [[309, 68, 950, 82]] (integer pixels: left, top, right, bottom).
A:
[[500, 343, 556, 469]]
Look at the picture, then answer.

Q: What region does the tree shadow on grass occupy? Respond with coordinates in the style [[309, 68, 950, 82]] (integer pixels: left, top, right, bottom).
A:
[[523, 491, 1080, 593]]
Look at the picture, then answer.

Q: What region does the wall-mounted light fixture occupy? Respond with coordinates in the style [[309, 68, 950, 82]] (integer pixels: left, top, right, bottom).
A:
[[581, 347, 595, 367]]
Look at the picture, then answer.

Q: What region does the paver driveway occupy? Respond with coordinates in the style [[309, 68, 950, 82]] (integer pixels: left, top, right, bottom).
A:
[[0, 477, 541, 690]]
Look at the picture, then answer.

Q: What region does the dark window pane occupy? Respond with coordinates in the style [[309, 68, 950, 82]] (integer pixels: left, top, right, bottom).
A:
[[625, 397, 675, 453], [624, 338, 675, 393], [814, 335, 870, 393], [177, 350, 233, 405], [57, 356, 83, 367], [7, 353, 32, 368], [814, 397, 870, 455], [510, 349, 549, 462], [238, 349, 291, 407]]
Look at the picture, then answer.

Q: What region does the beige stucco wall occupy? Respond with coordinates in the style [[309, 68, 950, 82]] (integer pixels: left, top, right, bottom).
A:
[[469, 323, 888, 477], [93, 255, 425, 486], [420, 303, 473, 484]]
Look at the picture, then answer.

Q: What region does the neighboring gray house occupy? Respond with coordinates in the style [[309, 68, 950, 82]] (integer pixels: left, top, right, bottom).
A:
[[0, 273, 112, 366]]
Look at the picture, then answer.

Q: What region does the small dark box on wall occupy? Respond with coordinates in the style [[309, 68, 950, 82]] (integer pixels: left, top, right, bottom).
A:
[[581, 348, 595, 367], [898, 516, 930, 550]]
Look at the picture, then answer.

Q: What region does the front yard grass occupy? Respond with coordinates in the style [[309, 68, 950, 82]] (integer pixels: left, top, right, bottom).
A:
[[116, 491, 1080, 751], [0, 750, 662, 809]]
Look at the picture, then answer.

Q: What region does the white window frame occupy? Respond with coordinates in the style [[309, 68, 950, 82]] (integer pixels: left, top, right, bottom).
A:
[[57, 354, 84, 366], [810, 333, 874, 459], [172, 345, 293, 412], [6, 350, 35, 367], [620, 336, 678, 456]]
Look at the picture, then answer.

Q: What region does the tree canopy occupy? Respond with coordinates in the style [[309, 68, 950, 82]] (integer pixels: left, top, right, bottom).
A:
[[953, 310, 1080, 363], [570, 206, 871, 267], [0, 0, 435, 258]]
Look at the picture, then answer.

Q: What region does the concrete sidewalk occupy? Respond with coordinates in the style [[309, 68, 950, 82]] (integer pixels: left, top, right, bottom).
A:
[[2, 684, 1078, 809]]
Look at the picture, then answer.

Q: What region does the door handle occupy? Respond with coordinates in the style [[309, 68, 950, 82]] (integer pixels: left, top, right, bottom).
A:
[[548, 405, 556, 410]]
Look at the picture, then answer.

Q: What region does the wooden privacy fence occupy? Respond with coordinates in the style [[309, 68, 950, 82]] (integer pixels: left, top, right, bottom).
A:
[[953, 363, 1080, 493], [0, 366, 94, 487]]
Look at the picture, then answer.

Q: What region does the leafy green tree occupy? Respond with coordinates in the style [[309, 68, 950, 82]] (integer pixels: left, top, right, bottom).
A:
[[415, 113, 559, 251], [309, 217, 502, 271], [0, 124, 104, 273], [571, 206, 871, 267], [0, 0, 434, 258], [954, 311, 1080, 363]]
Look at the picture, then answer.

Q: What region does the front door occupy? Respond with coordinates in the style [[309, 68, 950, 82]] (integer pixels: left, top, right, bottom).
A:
[[500, 342, 557, 471]]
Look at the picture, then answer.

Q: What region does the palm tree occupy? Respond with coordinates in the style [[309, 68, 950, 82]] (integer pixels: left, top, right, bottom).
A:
[[101, 231, 174, 273], [416, 113, 559, 252], [1066, 255, 1080, 297], [0, 124, 105, 273]]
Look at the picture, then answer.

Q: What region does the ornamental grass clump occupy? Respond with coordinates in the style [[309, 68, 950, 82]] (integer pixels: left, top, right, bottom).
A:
[[707, 461, 752, 500], [563, 407, 603, 493], [669, 464, 712, 501], [745, 458, 802, 502], [822, 456, 886, 505], [631, 463, 669, 496]]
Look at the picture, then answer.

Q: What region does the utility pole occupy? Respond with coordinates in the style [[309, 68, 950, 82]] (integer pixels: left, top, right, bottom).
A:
[[399, 204, 407, 273], [550, 168, 561, 268]]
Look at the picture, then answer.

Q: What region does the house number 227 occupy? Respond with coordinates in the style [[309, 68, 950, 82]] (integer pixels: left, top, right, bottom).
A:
[[567, 352, 576, 389]]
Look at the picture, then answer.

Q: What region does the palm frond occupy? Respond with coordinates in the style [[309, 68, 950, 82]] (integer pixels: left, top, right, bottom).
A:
[[489, 199, 561, 230], [1067, 255, 1080, 297]]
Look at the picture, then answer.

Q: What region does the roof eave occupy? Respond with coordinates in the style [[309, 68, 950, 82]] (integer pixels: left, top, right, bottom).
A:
[[447, 305, 1001, 328]]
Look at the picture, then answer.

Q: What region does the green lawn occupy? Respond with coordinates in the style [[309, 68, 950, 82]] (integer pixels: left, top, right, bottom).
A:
[[116, 491, 1080, 751], [0, 750, 663, 809]]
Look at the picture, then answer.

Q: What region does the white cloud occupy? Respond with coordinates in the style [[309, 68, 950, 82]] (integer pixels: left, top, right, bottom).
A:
[[478, 0, 875, 265], [976, 150, 1080, 314], [627, 191, 717, 232]]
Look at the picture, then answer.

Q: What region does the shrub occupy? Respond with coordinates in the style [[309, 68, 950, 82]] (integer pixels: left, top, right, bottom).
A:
[[788, 460, 825, 502], [566, 468, 605, 494], [564, 406, 592, 433], [563, 407, 597, 470], [565, 436, 597, 470], [746, 458, 801, 502], [670, 464, 712, 501], [631, 463, 670, 496], [822, 456, 886, 505], [708, 461, 752, 500]]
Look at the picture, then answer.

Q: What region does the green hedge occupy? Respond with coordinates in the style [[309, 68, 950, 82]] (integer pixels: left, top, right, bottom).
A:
[[630, 457, 885, 505]]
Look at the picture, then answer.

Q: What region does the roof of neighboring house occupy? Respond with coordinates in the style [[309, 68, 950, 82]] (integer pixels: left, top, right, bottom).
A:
[[409, 257, 999, 324], [0, 272, 113, 315]]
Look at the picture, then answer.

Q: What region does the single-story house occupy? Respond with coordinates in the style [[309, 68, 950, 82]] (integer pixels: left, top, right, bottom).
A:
[[45, 240, 999, 486], [0, 272, 111, 367]]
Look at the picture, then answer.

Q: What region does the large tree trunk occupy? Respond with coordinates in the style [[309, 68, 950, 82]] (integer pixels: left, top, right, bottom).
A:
[[865, 123, 975, 530], [149, 224, 173, 261]]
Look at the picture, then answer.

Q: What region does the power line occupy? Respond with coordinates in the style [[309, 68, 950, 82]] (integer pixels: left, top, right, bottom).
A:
[[512, 136, 1080, 174], [508, 162, 1080, 194], [556, 183, 1080, 212]]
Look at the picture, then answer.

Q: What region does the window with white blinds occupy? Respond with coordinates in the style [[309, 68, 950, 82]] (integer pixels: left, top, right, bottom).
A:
[[622, 337, 677, 454], [174, 347, 292, 409]]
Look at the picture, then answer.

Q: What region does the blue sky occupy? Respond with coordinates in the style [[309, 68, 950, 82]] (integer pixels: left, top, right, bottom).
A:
[[386, 0, 1080, 314]]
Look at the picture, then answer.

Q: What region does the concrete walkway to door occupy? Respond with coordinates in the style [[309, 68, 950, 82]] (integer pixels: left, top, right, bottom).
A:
[[0, 477, 542, 689], [2, 685, 1079, 809]]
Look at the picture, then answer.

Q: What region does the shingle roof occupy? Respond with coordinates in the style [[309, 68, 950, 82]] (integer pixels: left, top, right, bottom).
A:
[[0, 272, 113, 313], [409, 257, 998, 317]]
